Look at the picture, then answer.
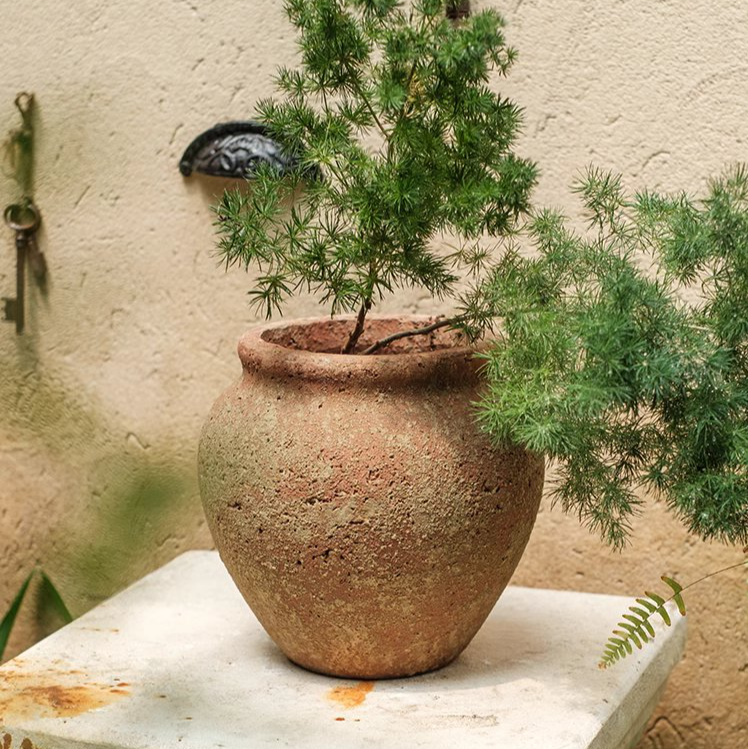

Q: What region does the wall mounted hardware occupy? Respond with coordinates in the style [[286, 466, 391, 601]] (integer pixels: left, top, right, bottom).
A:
[[3, 92, 46, 336], [6, 92, 34, 195], [179, 121, 299, 179], [3, 201, 45, 335]]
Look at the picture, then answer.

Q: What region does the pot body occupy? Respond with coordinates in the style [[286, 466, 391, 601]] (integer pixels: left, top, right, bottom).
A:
[[198, 317, 544, 679]]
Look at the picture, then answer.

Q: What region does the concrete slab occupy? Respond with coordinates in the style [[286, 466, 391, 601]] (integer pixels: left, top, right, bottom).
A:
[[0, 551, 686, 749]]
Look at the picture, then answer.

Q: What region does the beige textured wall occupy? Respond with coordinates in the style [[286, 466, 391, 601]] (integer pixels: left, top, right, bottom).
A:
[[0, 1, 746, 747]]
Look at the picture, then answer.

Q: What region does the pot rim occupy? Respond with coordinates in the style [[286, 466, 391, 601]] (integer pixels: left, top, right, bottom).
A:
[[237, 314, 481, 385]]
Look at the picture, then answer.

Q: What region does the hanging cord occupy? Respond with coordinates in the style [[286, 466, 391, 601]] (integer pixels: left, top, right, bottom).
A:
[[3, 92, 35, 202]]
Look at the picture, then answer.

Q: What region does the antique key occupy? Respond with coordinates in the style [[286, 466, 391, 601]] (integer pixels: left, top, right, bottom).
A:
[[3, 201, 42, 335]]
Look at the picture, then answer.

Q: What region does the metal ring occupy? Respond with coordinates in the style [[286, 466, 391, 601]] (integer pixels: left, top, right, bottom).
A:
[[4, 202, 40, 232]]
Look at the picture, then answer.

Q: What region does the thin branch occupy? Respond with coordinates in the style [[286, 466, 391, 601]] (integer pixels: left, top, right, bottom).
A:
[[361, 315, 463, 355], [357, 87, 389, 142], [676, 558, 748, 593], [344, 63, 389, 143], [342, 299, 372, 354]]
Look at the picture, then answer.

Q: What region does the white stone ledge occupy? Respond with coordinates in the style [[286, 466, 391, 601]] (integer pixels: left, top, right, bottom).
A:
[[0, 550, 686, 749]]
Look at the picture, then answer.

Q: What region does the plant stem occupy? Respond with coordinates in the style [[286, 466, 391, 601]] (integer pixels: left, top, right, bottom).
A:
[[345, 65, 389, 143], [342, 299, 371, 354], [675, 558, 748, 594], [361, 315, 461, 355]]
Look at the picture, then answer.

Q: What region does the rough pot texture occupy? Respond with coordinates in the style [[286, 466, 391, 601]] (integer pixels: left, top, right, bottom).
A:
[[198, 316, 544, 679]]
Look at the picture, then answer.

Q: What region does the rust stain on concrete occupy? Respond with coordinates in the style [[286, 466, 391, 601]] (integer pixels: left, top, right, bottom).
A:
[[327, 680, 374, 709], [0, 665, 130, 720], [1, 736, 38, 749]]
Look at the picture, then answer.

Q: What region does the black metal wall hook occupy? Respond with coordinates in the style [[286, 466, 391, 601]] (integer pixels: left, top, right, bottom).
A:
[[179, 121, 298, 179]]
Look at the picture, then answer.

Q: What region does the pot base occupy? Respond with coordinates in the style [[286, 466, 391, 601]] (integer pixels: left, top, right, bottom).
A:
[[286, 650, 461, 681]]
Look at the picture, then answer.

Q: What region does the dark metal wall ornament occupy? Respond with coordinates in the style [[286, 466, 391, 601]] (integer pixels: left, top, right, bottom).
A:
[[3, 92, 47, 336], [3, 202, 43, 335], [179, 121, 300, 179]]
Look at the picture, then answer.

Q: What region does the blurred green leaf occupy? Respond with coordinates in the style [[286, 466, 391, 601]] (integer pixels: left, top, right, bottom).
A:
[[0, 571, 35, 661], [39, 571, 73, 625]]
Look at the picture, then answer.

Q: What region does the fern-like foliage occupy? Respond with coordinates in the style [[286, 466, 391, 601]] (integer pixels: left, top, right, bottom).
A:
[[476, 166, 748, 549], [599, 576, 686, 669], [599, 554, 747, 668], [215, 0, 535, 351]]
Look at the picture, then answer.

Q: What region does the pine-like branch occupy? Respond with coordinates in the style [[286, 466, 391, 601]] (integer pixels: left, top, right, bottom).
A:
[[216, 0, 533, 350]]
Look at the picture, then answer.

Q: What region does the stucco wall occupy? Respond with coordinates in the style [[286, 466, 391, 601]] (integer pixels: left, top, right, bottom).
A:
[[1, 1, 746, 747]]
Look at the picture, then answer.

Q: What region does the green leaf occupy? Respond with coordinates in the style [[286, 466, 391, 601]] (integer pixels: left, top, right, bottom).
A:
[[661, 575, 687, 615], [622, 613, 650, 642], [621, 612, 642, 626], [39, 572, 73, 624], [660, 575, 682, 594], [645, 591, 672, 626], [645, 590, 666, 607], [616, 624, 642, 649], [0, 570, 35, 661], [672, 594, 686, 616], [629, 608, 656, 638]]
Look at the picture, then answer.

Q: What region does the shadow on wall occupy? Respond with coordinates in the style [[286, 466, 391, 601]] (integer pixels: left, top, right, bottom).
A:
[[0, 329, 203, 660]]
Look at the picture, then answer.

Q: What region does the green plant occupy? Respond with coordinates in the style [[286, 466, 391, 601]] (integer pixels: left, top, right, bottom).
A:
[[0, 569, 71, 661], [214, 0, 748, 553], [216, 0, 535, 353], [599, 553, 748, 668], [477, 168, 748, 550]]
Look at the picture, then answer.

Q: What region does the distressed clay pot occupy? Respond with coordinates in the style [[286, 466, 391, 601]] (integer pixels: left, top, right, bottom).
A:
[[198, 316, 544, 679]]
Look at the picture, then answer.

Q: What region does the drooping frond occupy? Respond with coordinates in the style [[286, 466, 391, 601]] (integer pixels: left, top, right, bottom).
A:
[[599, 555, 747, 668], [598, 576, 685, 669]]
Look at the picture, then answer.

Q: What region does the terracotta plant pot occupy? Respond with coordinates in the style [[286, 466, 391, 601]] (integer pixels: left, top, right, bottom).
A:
[[198, 316, 544, 679]]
